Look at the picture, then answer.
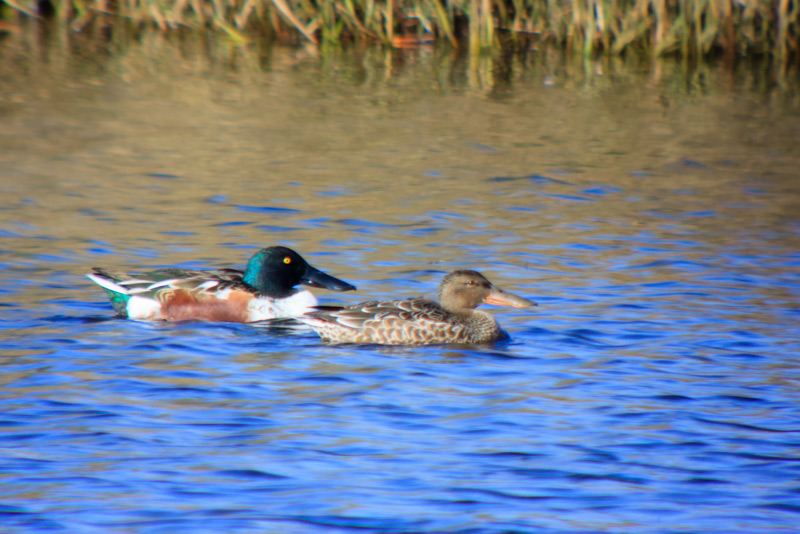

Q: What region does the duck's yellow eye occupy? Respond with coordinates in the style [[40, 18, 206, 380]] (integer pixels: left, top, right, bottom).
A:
[[283, 256, 292, 264]]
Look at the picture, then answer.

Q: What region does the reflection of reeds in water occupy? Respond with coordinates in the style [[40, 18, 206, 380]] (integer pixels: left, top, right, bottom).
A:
[[1, 0, 798, 62]]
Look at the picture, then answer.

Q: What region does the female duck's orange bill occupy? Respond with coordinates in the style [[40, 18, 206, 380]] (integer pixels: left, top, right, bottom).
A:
[[483, 287, 536, 308]]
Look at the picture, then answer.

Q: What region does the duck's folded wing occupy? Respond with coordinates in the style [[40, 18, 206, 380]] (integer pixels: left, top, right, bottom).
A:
[[89, 267, 247, 296], [310, 298, 448, 329]]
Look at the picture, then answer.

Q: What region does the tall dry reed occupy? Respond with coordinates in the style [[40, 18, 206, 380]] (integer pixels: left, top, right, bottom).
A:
[[1, 0, 797, 61]]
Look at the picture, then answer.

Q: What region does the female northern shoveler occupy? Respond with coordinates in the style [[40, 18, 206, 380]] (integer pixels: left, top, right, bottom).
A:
[[301, 270, 534, 345], [87, 246, 356, 322]]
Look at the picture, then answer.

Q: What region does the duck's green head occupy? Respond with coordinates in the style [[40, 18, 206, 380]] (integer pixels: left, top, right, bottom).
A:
[[242, 246, 356, 298]]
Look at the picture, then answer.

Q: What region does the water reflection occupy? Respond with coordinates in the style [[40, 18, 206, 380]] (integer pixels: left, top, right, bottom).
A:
[[1, 26, 800, 534]]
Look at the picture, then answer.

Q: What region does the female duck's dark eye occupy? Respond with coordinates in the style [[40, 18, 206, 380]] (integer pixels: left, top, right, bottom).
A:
[[283, 256, 292, 264], [465, 280, 475, 286]]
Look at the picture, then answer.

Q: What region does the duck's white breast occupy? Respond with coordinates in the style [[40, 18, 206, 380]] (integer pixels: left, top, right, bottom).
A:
[[245, 290, 319, 321]]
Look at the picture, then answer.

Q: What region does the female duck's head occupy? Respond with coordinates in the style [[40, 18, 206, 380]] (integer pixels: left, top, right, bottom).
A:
[[436, 270, 534, 315]]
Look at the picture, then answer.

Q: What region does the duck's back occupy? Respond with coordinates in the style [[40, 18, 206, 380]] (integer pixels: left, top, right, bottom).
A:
[[304, 297, 501, 345]]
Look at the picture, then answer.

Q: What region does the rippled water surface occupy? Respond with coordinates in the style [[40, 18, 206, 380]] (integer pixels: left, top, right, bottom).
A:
[[2, 35, 800, 533]]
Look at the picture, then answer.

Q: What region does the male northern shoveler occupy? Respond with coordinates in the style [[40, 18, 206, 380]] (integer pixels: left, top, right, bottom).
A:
[[87, 246, 356, 322], [301, 270, 534, 345]]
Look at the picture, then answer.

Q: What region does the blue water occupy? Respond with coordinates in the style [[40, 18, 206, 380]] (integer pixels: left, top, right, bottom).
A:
[[2, 45, 800, 533]]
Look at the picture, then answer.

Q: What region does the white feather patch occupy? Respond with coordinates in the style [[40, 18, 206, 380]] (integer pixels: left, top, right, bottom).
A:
[[126, 296, 165, 320], [246, 290, 319, 321], [146, 279, 179, 290], [87, 273, 129, 295], [196, 280, 220, 291]]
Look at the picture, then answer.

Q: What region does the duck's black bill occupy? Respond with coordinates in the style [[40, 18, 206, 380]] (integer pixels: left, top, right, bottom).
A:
[[302, 265, 356, 292]]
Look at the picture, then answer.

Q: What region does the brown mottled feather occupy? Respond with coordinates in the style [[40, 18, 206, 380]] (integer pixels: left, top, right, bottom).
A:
[[302, 270, 534, 345], [304, 298, 500, 344]]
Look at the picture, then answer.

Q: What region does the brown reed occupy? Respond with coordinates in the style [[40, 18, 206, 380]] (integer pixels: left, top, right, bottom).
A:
[[1, 0, 797, 61]]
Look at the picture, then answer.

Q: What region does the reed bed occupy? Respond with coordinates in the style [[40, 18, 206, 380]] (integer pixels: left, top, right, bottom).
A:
[[1, 0, 798, 61]]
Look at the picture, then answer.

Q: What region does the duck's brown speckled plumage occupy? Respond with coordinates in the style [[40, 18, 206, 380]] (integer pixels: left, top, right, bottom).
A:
[[302, 270, 535, 345]]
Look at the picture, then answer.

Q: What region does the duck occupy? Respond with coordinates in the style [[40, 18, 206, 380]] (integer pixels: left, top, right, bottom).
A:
[[87, 246, 356, 322], [300, 270, 534, 345]]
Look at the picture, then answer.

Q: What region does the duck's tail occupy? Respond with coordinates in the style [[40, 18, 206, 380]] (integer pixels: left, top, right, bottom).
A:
[[87, 269, 133, 316]]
